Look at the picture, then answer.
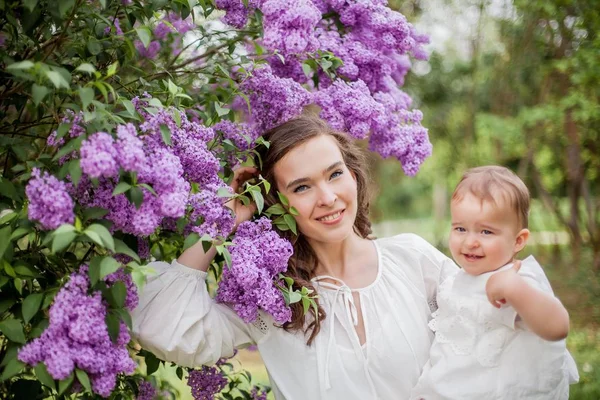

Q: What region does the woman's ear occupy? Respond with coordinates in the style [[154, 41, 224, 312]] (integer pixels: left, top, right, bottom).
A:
[[514, 228, 530, 253]]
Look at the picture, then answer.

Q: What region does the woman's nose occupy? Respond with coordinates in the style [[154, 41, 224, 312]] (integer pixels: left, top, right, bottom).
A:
[[318, 187, 337, 207]]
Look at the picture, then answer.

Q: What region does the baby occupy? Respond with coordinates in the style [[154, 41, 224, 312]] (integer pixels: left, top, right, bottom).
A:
[[411, 166, 579, 400]]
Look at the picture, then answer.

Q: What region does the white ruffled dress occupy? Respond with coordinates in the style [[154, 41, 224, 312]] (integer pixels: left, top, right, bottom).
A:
[[132, 234, 457, 399], [410, 256, 579, 400]]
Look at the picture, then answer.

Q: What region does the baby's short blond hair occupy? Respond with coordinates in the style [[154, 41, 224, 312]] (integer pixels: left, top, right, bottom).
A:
[[452, 165, 530, 229]]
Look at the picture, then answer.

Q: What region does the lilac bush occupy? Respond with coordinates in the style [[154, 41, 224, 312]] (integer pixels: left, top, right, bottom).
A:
[[0, 0, 430, 398]]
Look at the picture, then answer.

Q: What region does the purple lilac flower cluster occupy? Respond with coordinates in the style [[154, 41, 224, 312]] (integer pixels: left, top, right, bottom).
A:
[[239, 65, 312, 132], [137, 380, 156, 400], [261, 0, 321, 55], [188, 182, 235, 239], [18, 267, 136, 397], [215, 0, 432, 175], [216, 218, 293, 324], [314, 79, 384, 139], [63, 107, 233, 237], [25, 168, 75, 230], [187, 366, 227, 400], [250, 387, 268, 400]]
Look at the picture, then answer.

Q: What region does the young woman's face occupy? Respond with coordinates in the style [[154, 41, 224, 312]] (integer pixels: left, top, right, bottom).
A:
[[273, 135, 358, 244]]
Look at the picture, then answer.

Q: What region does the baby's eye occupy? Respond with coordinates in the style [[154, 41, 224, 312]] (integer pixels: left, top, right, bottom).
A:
[[482, 230, 493, 235], [330, 170, 343, 180], [293, 185, 309, 193]]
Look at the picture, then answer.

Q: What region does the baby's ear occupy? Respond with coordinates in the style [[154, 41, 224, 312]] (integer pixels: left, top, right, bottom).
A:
[[514, 228, 530, 253]]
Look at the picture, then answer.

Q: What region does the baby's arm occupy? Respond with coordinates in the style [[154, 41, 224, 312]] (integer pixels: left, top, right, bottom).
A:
[[486, 263, 569, 341]]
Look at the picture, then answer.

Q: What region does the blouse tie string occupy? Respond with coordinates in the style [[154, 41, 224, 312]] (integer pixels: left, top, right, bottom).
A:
[[311, 276, 359, 391]]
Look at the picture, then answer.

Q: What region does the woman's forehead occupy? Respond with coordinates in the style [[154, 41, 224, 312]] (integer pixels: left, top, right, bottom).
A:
[[274, 135, 344, 183]]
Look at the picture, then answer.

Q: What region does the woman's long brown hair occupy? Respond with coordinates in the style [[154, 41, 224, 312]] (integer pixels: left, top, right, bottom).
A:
[[257, 113, 373, 345]]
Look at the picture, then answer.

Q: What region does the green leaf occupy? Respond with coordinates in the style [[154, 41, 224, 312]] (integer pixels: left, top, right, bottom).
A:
[[23, 0, 39, 12], [83, 207, 109, 221], [106, 62, 118, 78], [122, 99, 135, 116], [75, 63, 96, 74], [35, 363, 56, 390], [277, 192, 289, 207], [107, 281, 126, 308], [85, 223, 115, 251], [160, 125, 172, 146], [22, 293, 44, 324], [112, 182, 132, 196], [0, 179, 18, 200], [52, 135, 84, 161], [99, 257, 121, 280], [32, 84, 50, 106], [30, 318, 49, 338], [87, 38, 103, 55], [250, 188, 264, 214], [114, 308, 132, 330], [183, 232, 200, 251], [0, 318, 26, 344], [105, 312, 120, 343], [215, 102, 230, 117], [283, 213, 297, 235], [88, 256, 102, 286], [138, 183, 157, 196], [222, 247, 232, 267], [302, 296, 311, 314], [68, 159, 82, 186], [0, 210, 17, 225], [0, 298, 14, 314], [0, 358, 25, 381], [127, 186, 144, 209], [288, 290, 302, 304], [45, 70, 69, 89], [114, 239, 140, 262], [0, 226, 13, 259], [75, 369, 92, 393], [14, 264, 40, 278], [13, 278, 22, 294], [58, 0, 75, 17], [145, 352, 160, 375], [302, 63, 312, 78], [6, 60, 34, 71], [79, 86, 94, 109], [135, 27, 152, 48], [216, 187, 234, 198], [58, 372, 74, 396], [289, 206, 299, 216], [52, 224, 77, 253], [265, 203, 286, 216]]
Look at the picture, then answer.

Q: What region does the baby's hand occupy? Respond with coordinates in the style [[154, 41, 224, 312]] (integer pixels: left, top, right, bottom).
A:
[[485, 260, 522, 308]]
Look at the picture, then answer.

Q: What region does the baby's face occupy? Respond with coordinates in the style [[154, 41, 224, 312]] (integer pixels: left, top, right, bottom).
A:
[[449, 193, 526, 275]]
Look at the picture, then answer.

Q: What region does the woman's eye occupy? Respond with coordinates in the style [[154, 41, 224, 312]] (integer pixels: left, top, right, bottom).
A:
[[482, 230, 493, 235], [293, 185, 309, 193], [454, 227, 466, 232], [330, 170, 343, 180]]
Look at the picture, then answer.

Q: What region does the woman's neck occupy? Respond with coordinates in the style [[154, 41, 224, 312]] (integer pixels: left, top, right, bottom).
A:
[[309, 232, 372, 280]]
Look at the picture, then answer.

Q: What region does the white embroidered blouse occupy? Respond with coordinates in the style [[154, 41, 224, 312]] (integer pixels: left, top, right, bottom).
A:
[[132, 234, 457, 399]]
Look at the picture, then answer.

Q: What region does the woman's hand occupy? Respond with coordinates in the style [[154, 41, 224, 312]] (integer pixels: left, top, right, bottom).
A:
[[485, 260, 522, 308], [226, 166, 259, 229]]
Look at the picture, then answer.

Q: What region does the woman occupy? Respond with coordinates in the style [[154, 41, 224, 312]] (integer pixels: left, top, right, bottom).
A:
[[132, 114, 458, 399]]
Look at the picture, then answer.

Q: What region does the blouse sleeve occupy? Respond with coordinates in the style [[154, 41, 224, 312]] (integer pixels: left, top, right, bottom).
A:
[[131, 260, 269, 368]]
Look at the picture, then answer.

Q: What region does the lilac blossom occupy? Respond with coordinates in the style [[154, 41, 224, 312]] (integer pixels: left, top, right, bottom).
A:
[[79, 132, 119, 179], [26, 168, 75, 230], [135, 40, 161, 59], [18, 267, 136, 397], [188, 184, 235, 239], [213, 120, 260, 151], [216, 218, 293, 324], [215, 0, 263, 29], [314, 79, 384, 139], [187, 366, 227, 400], [240, 65, 311, 132], [137, 380, 156, 400], [261, 0, 321, 55], [153, 22, 172, 40]]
